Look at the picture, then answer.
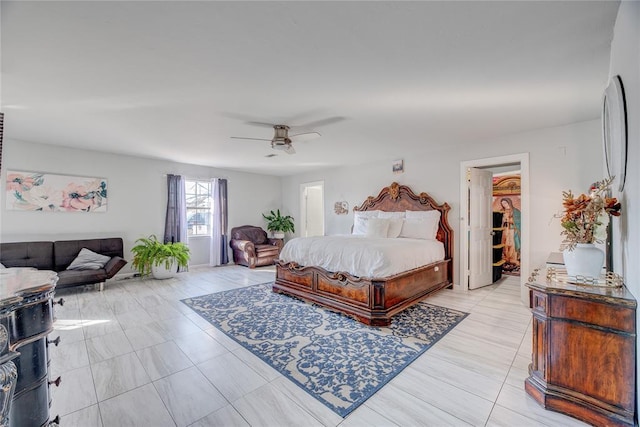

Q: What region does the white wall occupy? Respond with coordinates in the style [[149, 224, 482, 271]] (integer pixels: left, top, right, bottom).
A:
[[1, 139, 282, 268], [282, 119, 603, 286], [608, 0, 640, 403]]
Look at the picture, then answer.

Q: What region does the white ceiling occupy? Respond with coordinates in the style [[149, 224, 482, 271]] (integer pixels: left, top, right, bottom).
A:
[[1, 1, 619, 176]]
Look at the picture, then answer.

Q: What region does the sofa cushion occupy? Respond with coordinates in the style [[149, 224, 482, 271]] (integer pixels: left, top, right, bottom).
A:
[[54, 238, 124, 271], [57, 269, 108, 288], [0, 241, 55, 270], [67, 248, 111, 270], [255, 244, 280, 257]]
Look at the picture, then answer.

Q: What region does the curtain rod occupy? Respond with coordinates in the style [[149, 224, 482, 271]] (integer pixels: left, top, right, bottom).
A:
[[162, 174, 229, 181]]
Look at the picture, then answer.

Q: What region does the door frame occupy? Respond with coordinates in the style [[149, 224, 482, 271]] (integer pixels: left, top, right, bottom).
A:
[[459, 153, 530, 305], [299, 180, 325, 237]]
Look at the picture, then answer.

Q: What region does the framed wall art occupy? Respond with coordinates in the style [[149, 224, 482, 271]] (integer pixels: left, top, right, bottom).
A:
[[6, 171, 108, 212], [334, 201, 349, 215], [392, 159, 404, 174]]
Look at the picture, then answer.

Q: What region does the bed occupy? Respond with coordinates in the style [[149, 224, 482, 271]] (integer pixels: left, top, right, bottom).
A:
[[274, 182, 454, 326]]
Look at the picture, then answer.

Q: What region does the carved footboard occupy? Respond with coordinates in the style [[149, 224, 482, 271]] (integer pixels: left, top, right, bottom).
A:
[[274, 259, 451, 326]]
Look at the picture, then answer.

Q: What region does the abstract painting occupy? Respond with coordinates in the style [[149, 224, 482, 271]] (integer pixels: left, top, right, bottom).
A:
[[6, 171, 107, 212]]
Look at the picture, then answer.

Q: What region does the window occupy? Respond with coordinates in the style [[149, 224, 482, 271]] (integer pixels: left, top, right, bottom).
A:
[[185, 180, 212, 236]]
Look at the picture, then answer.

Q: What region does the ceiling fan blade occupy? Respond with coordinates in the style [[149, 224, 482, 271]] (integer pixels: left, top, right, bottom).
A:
[[295, 116, 346, 129], [285, 145, 296, 155], [290, 131, 321, 142], [245, 121, 277, 128], [230, 136, 272, 141]]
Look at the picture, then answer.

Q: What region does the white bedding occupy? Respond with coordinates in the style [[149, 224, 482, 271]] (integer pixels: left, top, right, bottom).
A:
[[278, 235, 445, 278]]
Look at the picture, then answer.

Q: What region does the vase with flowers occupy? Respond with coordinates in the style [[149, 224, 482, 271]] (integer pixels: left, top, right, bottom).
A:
[[558, 177, 621, 280]]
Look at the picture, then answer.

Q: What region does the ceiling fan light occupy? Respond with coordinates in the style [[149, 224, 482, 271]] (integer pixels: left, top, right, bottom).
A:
[[272, 136, 291, 145]]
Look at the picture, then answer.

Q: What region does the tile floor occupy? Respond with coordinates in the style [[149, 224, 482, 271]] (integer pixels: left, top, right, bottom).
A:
[[50, 265, 588, 426]]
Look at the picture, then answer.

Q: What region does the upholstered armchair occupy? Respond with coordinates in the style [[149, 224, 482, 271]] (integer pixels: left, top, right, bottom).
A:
[[230, 225, 284, 268]]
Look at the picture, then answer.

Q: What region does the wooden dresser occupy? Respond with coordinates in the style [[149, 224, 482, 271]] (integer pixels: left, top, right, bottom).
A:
[[0, 269, 60, 427], [526, 271, 636, 427]]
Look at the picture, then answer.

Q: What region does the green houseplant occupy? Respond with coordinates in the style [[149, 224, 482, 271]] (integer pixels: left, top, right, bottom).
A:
[[131, 235, 191, 279], [262, 209, 295, 238]]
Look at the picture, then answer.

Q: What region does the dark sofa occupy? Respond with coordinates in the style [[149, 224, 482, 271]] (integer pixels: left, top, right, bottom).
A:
[[0, 238, 127, 290]]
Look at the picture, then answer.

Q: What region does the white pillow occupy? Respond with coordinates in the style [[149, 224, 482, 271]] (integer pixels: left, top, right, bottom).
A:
[[400, 219, 431, 240], [378, 211, 405, 219], [366, 218, 390, 238], [387, 218, 403, 238], [352, 216, 369, 235], [352, 210, 382, 235], [0, 263, 5, 269], [355, 210, 381, 219], [66, 248, 111, 270], [405, 210, 441, 240]]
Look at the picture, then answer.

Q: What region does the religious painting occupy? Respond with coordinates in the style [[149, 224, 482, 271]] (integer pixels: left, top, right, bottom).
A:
[[492, 175, 521, 276]]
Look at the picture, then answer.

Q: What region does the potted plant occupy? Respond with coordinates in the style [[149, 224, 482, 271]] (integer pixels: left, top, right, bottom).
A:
[[262, 209, 295, 239], [131, 235, 191, 279], [557, 177, 621, 279]]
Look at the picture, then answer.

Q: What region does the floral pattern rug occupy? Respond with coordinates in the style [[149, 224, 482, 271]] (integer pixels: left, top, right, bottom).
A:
[[182, 283, 468, 417]]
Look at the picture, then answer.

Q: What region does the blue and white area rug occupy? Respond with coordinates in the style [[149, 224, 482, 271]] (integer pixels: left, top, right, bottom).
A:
[[182, 283, 467, 417]]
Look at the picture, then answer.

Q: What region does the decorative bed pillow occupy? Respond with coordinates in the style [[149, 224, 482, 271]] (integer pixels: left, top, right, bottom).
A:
[[386, 218, 404, 238], [378, 212, 405, 238], [355, 210, 382, 219], [352, 210, 382, 235], [378, 211, 405, 219], [0, 263, 5, 269], [365, 218, 390, 238], [400, 219, 432, 240], [66, 248, 111, 270], [406, 210, 441, 239], [352, 216, 369, 235]]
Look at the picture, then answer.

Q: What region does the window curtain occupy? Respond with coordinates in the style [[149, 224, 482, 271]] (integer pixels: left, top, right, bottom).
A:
[[210, 178, 229, 266], [164, 174, 187, 245]]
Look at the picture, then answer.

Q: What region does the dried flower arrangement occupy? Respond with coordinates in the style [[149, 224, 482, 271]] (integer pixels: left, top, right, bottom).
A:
[[559, 177, 621, 251]]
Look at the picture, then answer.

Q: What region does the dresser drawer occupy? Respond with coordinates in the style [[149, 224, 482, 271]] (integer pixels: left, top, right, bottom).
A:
[[550, 294, 635, 333], [530, 290, 548, 314], [10, 299, 54, 344]]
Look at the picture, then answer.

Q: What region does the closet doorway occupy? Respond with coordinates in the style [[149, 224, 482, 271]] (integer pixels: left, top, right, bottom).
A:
[[460, 153, 530, 305], [300, 181, 324, 237]]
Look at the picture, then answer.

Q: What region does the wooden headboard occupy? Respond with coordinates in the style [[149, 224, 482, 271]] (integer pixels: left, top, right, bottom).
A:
[[353, 182, 454, 275]]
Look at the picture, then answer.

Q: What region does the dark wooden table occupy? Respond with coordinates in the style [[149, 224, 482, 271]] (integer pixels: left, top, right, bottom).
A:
[[526, 269, 636, 427]]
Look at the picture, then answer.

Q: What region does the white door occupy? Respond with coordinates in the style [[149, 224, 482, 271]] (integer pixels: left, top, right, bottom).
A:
[[468, 168, 493, 289], [300, 182, 324, 237]]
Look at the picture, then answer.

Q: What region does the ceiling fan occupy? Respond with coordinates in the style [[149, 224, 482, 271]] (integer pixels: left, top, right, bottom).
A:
[[230, 116, 345, 155], [231, 124, 317, 155]]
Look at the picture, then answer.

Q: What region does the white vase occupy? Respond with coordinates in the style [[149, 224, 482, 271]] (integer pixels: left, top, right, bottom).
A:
[[562, 243, 604, 280], [151, 260, 178, 279]]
